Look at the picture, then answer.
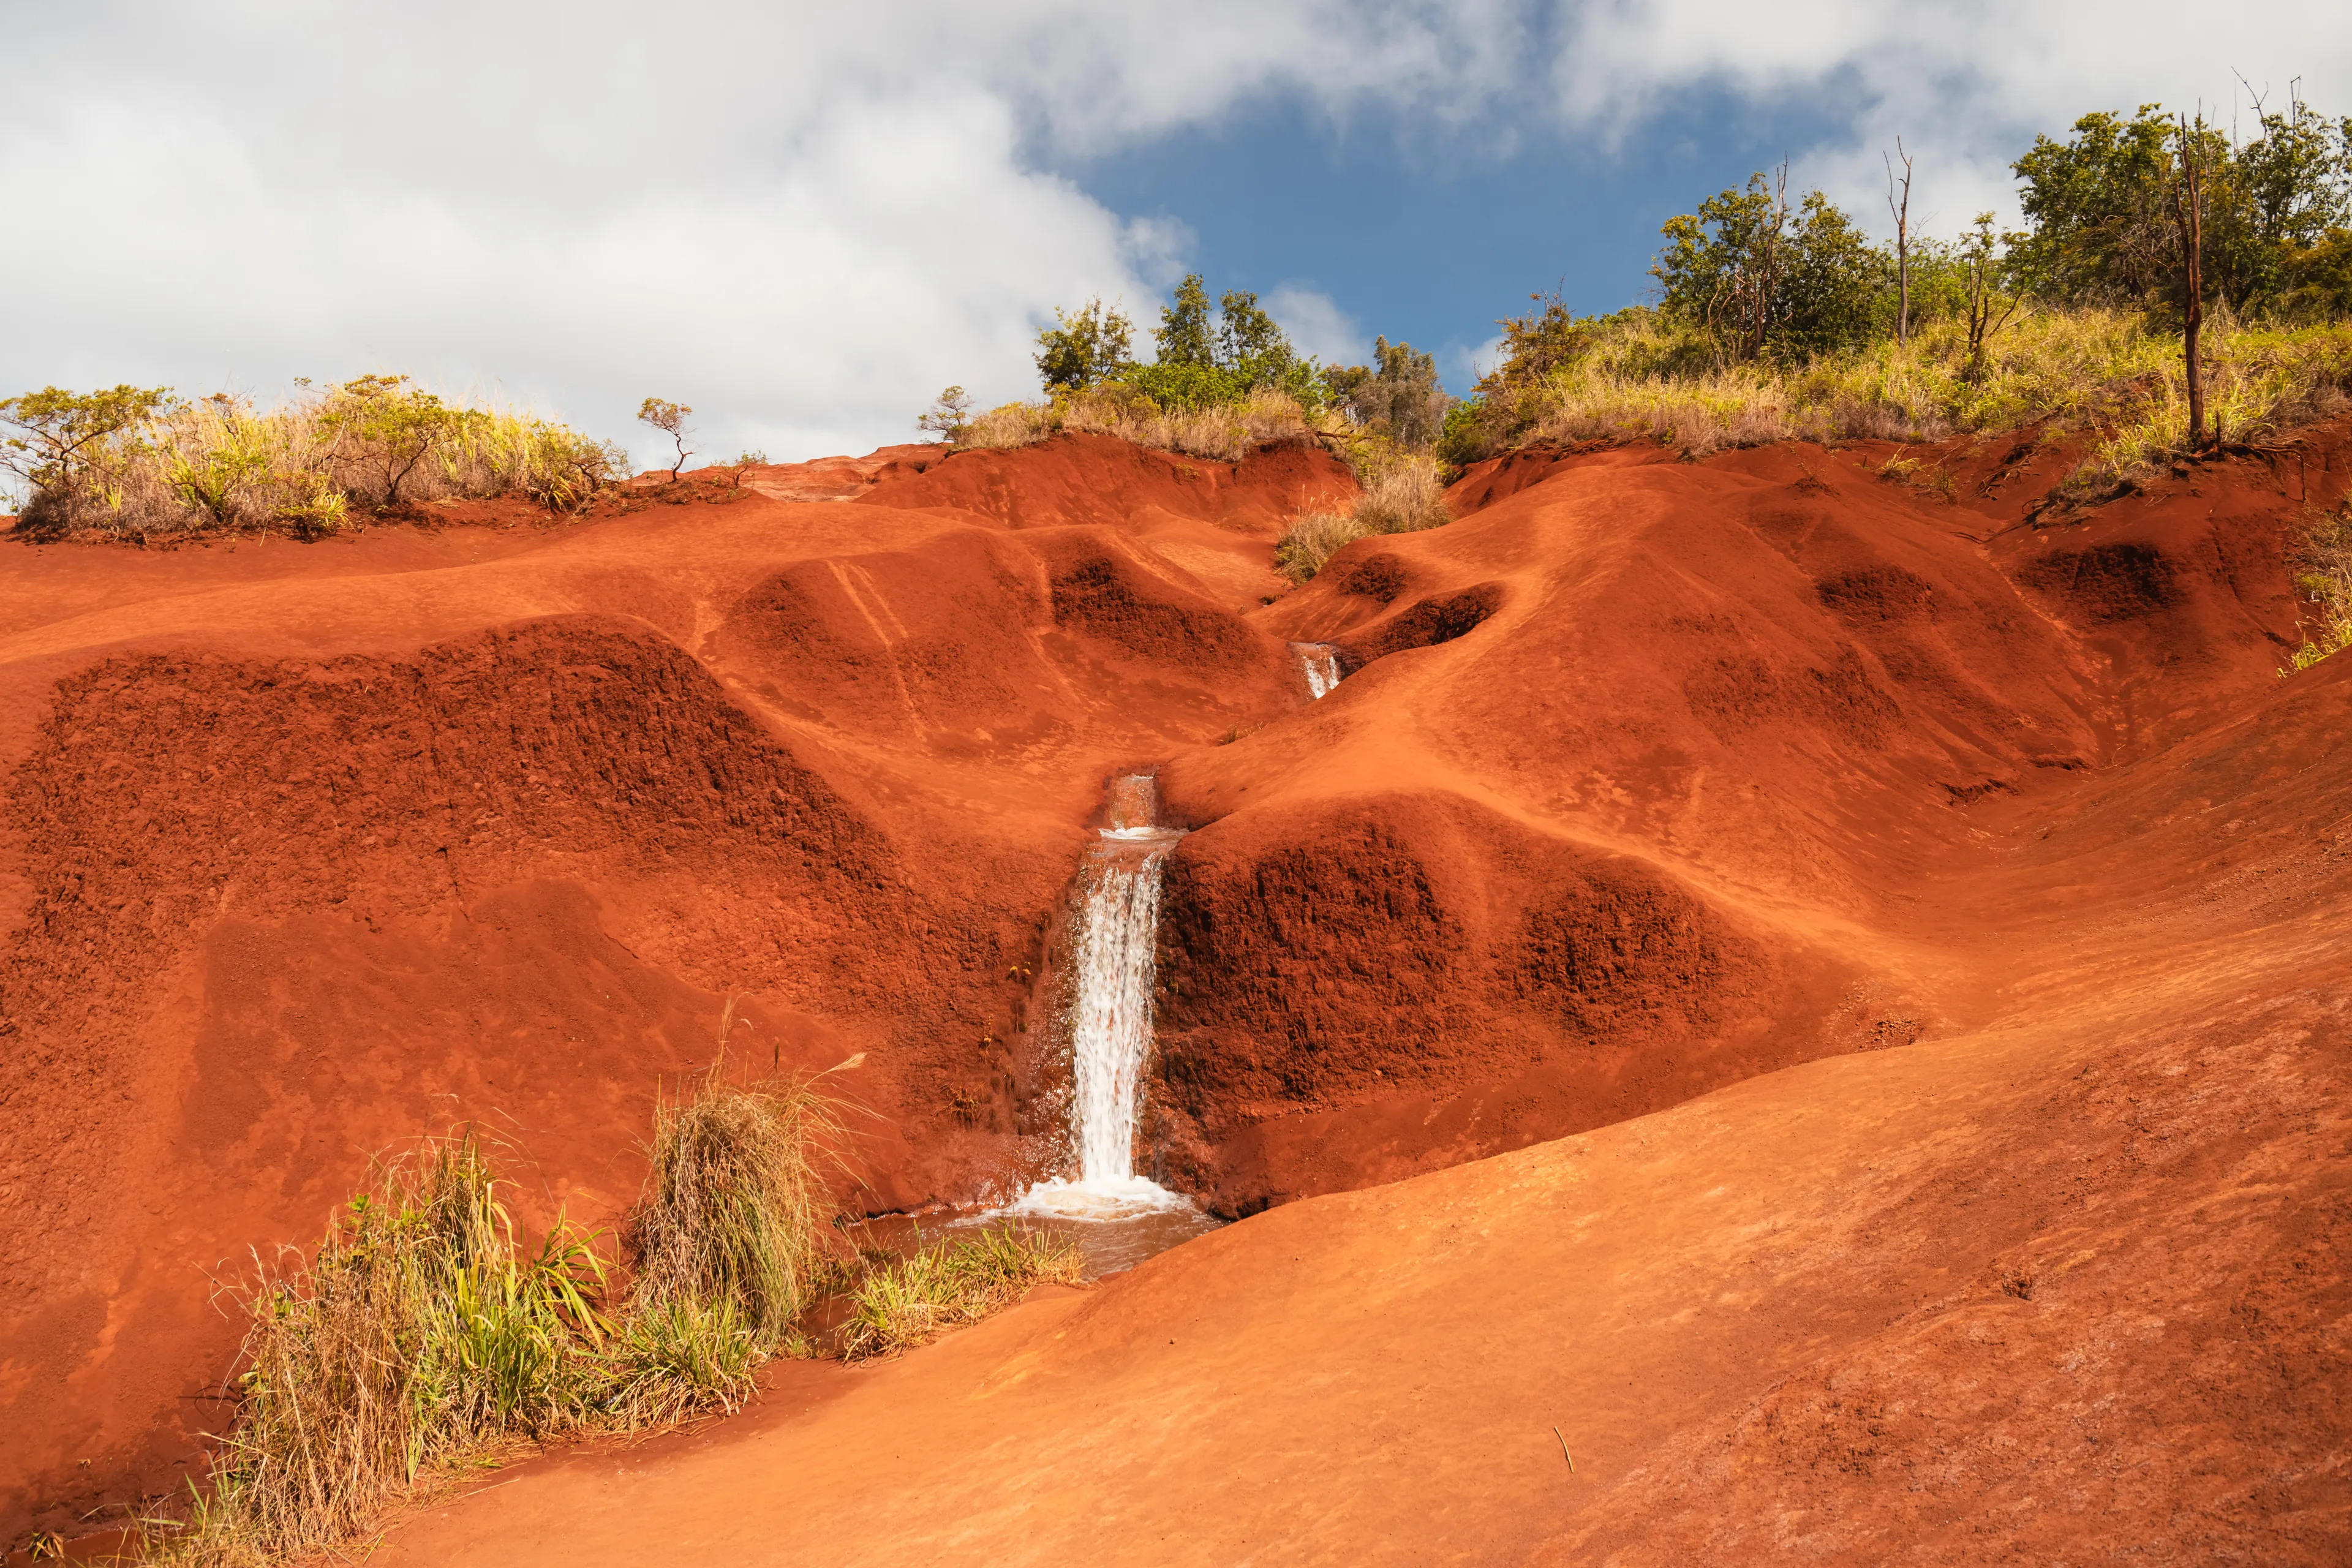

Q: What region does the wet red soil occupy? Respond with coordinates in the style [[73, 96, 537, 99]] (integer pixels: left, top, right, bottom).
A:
[[2, 424, 2348, 1559]]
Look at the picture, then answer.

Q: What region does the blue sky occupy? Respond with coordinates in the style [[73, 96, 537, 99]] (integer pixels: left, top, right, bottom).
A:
[[1055, 83, 1870, 390], [3, 2, 2346, 467]]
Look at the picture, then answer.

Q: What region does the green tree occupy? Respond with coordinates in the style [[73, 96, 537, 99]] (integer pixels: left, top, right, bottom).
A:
[[1779, 192, 1894, 355], [916, 385, 973, 442], [1155, 274, 1216, 368], [1215, 289, 1291, 376], [1115, 274, 1324, 408], [1327, 337, 1450, 450], [636, 396, 693, 480], [2009, 107, 2180, 306], [2009, 99, 2350, 314], [1958, 214, 2022, 377], [2280, 230, 2352, 318], [2209, 99, 2352, 309], [0, 383, 176, 504], [1480, 292, 1592, 394], [1034, 298, 1134, 393], [320, 374, 461, 505], [1653, 169, 1890, 360]]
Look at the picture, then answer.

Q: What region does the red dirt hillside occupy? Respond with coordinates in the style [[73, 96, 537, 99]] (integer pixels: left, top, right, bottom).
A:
[[3, 421, 2349, 1559]]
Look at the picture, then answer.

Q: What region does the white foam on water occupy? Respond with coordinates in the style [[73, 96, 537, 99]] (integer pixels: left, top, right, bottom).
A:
[[1009, 1174, 1197, 1220]]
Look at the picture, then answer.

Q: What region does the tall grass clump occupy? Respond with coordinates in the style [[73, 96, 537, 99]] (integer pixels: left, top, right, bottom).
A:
[[1275, 450, 1452, 583], [2, 374, 624, 542], [144, 1008, 880, 1563], [157, 1134, 606, 1566], [837, 1226, 1082, 1362], [621, 1042, 850, 1377]]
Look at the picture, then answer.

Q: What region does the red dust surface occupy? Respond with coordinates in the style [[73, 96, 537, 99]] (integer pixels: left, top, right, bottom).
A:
[[2, 423, 2348, 1561]]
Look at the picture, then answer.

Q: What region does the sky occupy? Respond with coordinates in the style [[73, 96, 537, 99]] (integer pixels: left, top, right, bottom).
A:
[[4, 2, 2348, 470]]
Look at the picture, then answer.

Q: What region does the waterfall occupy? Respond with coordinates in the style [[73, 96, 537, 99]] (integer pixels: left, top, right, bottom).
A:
[[1291, 641, 1343, 698], [1017, 775, 1190, 1218], [1066, 839, 1172, 1182]]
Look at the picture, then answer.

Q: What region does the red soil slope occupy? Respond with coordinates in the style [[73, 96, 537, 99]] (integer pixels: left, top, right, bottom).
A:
[[2, 423, 2348, 1557]]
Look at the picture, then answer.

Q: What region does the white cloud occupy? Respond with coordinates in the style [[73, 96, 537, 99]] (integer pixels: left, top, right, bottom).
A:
[[1452, 334, 1508, 390], [1265, 286, 1369, 368], [1553, 1, 2352, 238], [0, 2, 1511, 465]]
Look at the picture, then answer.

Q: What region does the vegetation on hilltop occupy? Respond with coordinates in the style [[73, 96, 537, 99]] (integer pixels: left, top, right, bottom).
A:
[[1445, 96, 2352, 477], [937, 95, 2352, 586], [946, 271, 1449, 474], [0, 376, 625, 541]]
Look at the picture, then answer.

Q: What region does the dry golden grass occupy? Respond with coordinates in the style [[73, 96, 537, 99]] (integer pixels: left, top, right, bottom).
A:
[[1275, 451, 1452, 583], [960, 385, 1330, 462], [16, 377, 622, 540], [1478, 309, 2352, 489]]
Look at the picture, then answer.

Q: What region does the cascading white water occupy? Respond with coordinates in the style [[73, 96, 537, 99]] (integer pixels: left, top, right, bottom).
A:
[[1016, 775, 1192, 1218], [1291, 641, 1344, 698], [1065, 842, 1170, 1182]]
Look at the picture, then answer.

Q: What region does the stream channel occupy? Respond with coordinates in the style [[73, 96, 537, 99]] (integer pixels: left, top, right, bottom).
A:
[[851, 645, 1344, 1280]]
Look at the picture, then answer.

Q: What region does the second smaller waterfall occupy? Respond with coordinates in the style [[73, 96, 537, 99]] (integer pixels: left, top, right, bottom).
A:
[[1291, 641, 1344, 699]]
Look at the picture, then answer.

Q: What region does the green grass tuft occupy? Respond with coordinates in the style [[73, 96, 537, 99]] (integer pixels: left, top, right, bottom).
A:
[[624, 1016, 850, 1353], [154, 1133, 608, 1566], [2282, 500, 2352, 675], [837, 1226, 1084, 1362]]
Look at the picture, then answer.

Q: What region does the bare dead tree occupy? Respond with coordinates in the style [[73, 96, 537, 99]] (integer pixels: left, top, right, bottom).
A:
[[1960, 214, 2021, 381], [1708, 160, 1792, 364], [1885, 138, 1913, 345], [2170, 113, 2208, 449]]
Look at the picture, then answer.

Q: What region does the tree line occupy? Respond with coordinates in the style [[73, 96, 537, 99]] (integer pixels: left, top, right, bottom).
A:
[[1014, 92, 2351, 462]]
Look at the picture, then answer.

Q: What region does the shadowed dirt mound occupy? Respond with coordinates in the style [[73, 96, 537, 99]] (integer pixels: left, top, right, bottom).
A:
[[1145, 791, 1845, 1212], [4, 419, 2350, 1555]]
